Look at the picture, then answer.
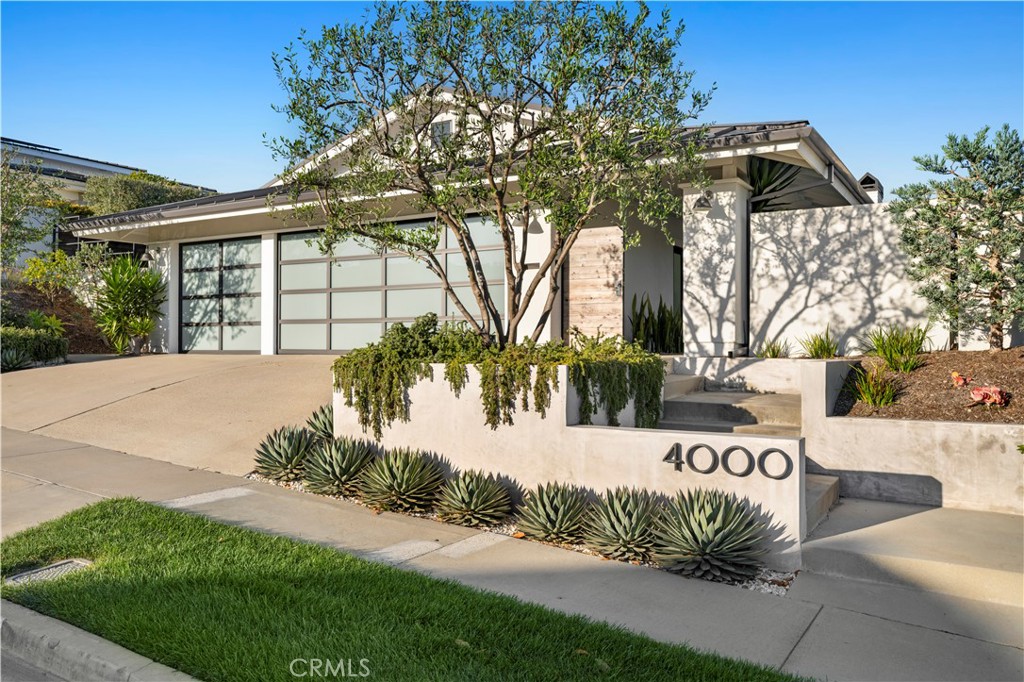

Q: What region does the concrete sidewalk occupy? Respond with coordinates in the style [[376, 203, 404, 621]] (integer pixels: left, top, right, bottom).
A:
[[2, 427, 1021, 681]]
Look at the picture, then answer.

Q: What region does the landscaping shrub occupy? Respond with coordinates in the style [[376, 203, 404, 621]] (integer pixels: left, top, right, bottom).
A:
[[333, 313, 665, 439], [850, 364, 900, 407], [629, 293, 684, 354], [0, 326, 68, 363], [584, 487, 661, 563], [656, 489, 766, 582], [94, 256, 167, 355], [305, 403, 334, 442], [517, 482, 589, 544], [437, 470, 512, 527], [1, 346, 33, 372], [754, 337, 790, 359], [303, 436, 376, 496], [253, 426, 316, 482], [26, 310, 64, 336], [359, 447, 444, 512], [865, 323, 929, 373], [798, 326, 839, 359]]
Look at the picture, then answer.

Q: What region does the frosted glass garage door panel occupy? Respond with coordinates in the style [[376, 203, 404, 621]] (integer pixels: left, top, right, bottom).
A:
[[222, 267, 261, 294], [279, 232, 321, 261], [386, 257, 435, 285], [387, 289, 443, 318], [223, 239, 261, 266], [445, 250, 504, 283], [280, 262, 327, 290], [451, 286, 505, 316], [182, 298, 220, 324], [331, 259, 381, 288], [331, 323, 382, 350], [182, 271, 219, 297], [221, 325, 261, 351], [223, 296, 261, 324], [335, 239, 377, 257], [182, 243, 221, 270], [331, 291, 381, 319], [448, 217, 502, 248], [280, 293, 327, 320], [280, 324, 327, 350], [181, 326, 220, 352]]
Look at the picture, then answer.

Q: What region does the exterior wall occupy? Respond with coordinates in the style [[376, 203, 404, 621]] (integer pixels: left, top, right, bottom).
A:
[[622, 218, 681, 340], [563, 226, 623, 339], [148, 242, 179, 353], [801, 360, 1023, 515], [334, 365, 807, 570]]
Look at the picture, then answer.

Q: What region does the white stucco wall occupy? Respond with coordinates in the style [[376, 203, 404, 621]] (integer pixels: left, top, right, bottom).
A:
[[148, 242, 178, 353]]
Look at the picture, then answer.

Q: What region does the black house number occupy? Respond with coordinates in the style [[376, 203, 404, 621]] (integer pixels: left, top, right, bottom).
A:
[[663, 443, 794, 480]]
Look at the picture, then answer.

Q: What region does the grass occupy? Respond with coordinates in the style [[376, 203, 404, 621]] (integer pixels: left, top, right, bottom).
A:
[[850, 363, 901, 407], [798, 326, 839, 359], [1, 499, 804, 682], [864, 323, 929, 373], [754, 337, 790, 359]]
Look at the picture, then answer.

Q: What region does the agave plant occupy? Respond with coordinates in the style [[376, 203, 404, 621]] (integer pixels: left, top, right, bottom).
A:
[[253, 426, 316, 482], [306, 403, 335, 442], [656, 488, 767, 582], [517, 482, 589, 544], [303, 436, 376, 496], [1, 347, 33, 372], [359, 448, 444, 512], [584, 487, 661, 562], [437, 470, 512, 527]]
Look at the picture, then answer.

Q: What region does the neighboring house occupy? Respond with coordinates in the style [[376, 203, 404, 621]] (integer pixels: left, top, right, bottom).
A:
[[64, 118, 1009, 356]]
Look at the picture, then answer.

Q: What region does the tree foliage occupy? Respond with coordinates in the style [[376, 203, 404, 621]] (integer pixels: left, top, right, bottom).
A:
[[94, 256, 167, 355], [1, 148, 63, 269], [888, 125, 1024, 349], [83, 171, 212, 216], [270, 0, 711, 347]]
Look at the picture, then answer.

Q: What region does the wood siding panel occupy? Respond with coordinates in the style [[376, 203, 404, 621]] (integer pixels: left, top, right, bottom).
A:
[[562, 226, 623, 340]]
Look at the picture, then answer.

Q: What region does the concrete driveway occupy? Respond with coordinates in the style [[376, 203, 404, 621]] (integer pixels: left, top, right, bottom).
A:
[[1, 354, 336, 475]]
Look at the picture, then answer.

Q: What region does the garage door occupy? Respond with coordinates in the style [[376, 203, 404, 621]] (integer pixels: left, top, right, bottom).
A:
[[278, 219, 505, 352], [180, 238, 261, 352]]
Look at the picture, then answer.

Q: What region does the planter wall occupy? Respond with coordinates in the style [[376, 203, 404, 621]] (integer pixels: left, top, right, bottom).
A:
[[801, 360, 1023, 515], [335, 364, 806, 570]]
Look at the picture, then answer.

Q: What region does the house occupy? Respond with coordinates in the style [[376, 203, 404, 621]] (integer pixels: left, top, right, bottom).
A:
[[63, 119, 976, 356]]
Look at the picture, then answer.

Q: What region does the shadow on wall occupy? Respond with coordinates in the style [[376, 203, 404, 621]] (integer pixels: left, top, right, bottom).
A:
[[749, 204, 941, 355], [681, 202, 736, 354]]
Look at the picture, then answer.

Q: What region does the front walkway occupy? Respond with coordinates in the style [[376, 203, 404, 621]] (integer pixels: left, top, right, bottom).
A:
[[0, 354, 336, 475], [2, 427, 1020, 682]]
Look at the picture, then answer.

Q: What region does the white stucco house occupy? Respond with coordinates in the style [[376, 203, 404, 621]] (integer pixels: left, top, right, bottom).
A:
[[65, 118, 1000, 357]]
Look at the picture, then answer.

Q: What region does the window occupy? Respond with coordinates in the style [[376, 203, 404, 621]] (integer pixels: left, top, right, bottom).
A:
[[431, 120, 453, 147]]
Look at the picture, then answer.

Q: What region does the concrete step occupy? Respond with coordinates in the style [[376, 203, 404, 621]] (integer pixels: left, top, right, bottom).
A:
[[801, 498, 1024, 606], [663, 374, 704, 399], [805, 473, 840, 535], [662, 391, 802, 426], [656, 419, 801, 437]]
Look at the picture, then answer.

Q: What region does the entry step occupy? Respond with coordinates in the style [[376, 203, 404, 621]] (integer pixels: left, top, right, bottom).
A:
[[663, 391, 801, 426], [656, 419, 800, 437]]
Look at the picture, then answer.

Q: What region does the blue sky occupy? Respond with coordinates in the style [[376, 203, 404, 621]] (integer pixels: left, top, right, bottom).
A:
[[2, 2, 1022, 194]]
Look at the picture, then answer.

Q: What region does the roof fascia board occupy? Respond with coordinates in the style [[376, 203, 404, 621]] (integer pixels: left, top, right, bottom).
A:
[[5, 145, 141, 174]]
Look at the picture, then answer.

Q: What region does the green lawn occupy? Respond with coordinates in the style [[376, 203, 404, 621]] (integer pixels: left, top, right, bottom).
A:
[[1, 499, 804, 682]]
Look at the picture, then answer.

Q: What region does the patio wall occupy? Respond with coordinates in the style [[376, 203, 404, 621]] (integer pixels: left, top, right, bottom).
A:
[[334, 364, 807, 570]]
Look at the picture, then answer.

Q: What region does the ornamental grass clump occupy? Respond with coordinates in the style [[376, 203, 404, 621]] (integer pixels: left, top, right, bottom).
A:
[[850, 364, 900, 407], [754, 337, 790, 359], [254, 426, 316, 482], [517, 482, 589, 544], [655, 489, 766, 582], [584, 487, 661, 563], [865, 323, 929, 373], [303, 436, 376, 496], [359, 447, 444, 513], [437, 470, 512, 527], [305, 403, 335, 442], [798, 325, 839, 359]]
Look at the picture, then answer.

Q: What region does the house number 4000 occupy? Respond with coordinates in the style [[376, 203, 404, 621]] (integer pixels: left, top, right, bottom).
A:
[[663, 443, 794, 480]]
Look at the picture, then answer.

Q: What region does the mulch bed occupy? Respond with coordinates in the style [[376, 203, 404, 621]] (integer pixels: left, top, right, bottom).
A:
[[835, 348, 1023, 424], [1, 282, 111, 354]]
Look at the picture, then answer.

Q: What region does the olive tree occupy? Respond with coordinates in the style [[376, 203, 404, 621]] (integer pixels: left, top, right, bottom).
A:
[[269, 0, 711, 347], [888, 125, 1024, 349], [1, 148, 62, 269]]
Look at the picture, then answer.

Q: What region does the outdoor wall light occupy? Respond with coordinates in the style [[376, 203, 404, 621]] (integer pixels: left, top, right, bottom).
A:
[[693, 190, 714, 213]]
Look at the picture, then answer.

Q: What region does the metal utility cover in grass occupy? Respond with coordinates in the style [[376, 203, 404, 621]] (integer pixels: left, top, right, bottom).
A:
[[4, 559, 93, 586]]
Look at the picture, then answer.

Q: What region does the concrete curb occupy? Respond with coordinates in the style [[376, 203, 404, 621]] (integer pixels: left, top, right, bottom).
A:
[[0, 600, 198, 682]]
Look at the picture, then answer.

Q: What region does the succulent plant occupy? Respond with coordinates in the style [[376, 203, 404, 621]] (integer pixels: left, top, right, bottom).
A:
[[253, 426, 316, 482], [303, 437, 376, 496], [359, 447, 444, 512], [1, 347, 33, 372], [655, 488, 767, 582], [517, 482, 589, 544], [305, 403, 334, 442], [584, 487, 661, 562], [437, 470, 512, 527]]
